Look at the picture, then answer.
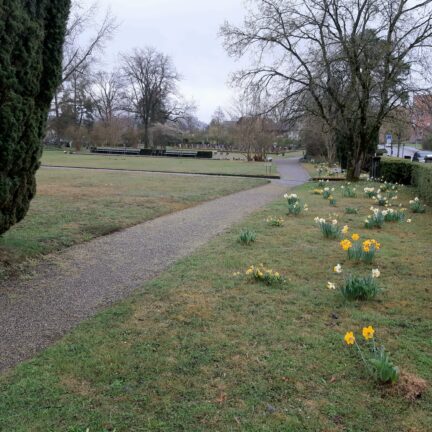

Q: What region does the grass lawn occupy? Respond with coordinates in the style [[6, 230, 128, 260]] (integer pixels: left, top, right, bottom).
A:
[[42, 150, 279, 178], [0, 168, 266, 278], [0, 180, 430, 431]]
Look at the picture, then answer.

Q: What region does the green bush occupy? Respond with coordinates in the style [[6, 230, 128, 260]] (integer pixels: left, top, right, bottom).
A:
[[0, 1, 70, 235], [380, 158, 432, 204], [412, 164, 432, 204], [380, 158, 414, 184]]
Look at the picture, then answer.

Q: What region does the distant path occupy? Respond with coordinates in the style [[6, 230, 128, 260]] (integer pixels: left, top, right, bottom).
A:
[[0, 158, 308, 372]]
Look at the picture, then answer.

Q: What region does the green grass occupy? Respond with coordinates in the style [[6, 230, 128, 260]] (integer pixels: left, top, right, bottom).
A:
[[42, 150, 279, 177], [0, 180, 431, 431], [0, 169, 266, 278]]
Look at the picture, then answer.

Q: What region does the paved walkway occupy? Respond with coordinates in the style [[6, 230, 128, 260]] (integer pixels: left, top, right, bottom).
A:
[[0, 158, 309, 372]]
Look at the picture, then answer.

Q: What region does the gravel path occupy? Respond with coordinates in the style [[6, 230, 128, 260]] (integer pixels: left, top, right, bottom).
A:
[[0, 158, 308, 372]]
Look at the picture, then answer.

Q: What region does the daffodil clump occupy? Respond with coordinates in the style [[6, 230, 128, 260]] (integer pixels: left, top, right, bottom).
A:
[[284, 193, 308, 215], [316, 164, 331, 177], [365, 207, 385, 228], [312, 188, 324, 195], [328, 195, 337, 206], [245, 264, 283, 286], [340, 235, 381, 263], [364, 187, 376, 198], [345, 207, 359, 214], [344, 326, 399, 384], [340, 269, 381, 300], [341, 184, 357, 198], [266, 216, 284, 227], [383, 208, 406, 222], [373, 193, 389, 207], [409, 197, 426, 214], [322, 187, 334, 199], [314, 217, 341, 239], [238, 228, 257, 245]]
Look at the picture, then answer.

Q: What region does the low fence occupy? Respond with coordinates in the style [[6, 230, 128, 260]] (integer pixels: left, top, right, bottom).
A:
[[90, 147, 213, 159]]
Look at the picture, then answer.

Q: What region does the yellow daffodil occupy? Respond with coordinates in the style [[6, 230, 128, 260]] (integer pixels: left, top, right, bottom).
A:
[[342, 225, 349, 234], [351, 233, 360, 241], [362, 326, 375, 340], [344, 331, 355, 345], [340, 239, 352, 251]]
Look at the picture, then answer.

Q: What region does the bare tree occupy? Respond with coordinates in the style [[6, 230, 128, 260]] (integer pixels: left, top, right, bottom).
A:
[[121, 47, 194, 147], [62, 1, 118, 83], [88, 70, 124, 124], [50, 1, 118, 145], [221, 0, 432, 179], [208, 107, 227, 146], [230, 92, 276, 160]]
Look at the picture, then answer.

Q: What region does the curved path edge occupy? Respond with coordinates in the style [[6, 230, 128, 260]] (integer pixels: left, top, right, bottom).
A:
[[0, 158, 309, 372]]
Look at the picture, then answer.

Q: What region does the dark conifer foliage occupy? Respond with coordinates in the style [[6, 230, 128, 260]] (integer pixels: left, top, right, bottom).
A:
[[0, 0, 70, 234]]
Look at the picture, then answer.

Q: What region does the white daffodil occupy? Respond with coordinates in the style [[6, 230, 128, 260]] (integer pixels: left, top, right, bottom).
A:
[[333, 264, 342, 274], [407, 219, 412, 223], [371, 269, 381, 278], [327, 281, 336, 290]]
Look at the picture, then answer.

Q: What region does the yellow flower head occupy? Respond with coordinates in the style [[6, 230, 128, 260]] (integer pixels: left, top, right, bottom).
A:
[[351, 233, 360, 241], [340, 239, 352, 251], [362, 326, 375, 340], [342, 225, 349, 234], [344, 331, 355, 345]]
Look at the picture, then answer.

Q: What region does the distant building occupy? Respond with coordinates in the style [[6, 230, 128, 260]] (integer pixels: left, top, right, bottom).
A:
[[411, 95, 432, 143]]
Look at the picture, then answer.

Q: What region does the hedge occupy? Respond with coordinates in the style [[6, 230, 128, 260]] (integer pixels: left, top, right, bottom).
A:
[[380, 158, 432, 204], [412, 163, 432, 204]]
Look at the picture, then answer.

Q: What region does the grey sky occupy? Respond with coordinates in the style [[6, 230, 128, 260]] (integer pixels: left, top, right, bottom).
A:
[[89, 0, 247, 123]]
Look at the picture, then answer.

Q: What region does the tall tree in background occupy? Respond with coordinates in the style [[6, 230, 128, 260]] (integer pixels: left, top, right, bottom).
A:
[[51, 0, 117, 144], [221, 0, 432, 179], [122, 47, 194, 147], [0, 0, 70, 235]]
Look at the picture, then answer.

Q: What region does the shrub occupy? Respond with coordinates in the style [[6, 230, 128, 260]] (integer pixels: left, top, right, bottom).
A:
[[380, 158, 414, 185], [412, 164, 432, 204], [0, 1, 71, 235], [238, 229, 257, 245], [380, 158, 432, 204]]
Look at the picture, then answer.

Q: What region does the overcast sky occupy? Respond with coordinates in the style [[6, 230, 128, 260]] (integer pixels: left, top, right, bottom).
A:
[[84, 0, 248, 123]]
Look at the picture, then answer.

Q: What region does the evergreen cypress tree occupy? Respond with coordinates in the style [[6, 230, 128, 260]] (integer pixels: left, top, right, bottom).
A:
[[0, 0, 70, 234]]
